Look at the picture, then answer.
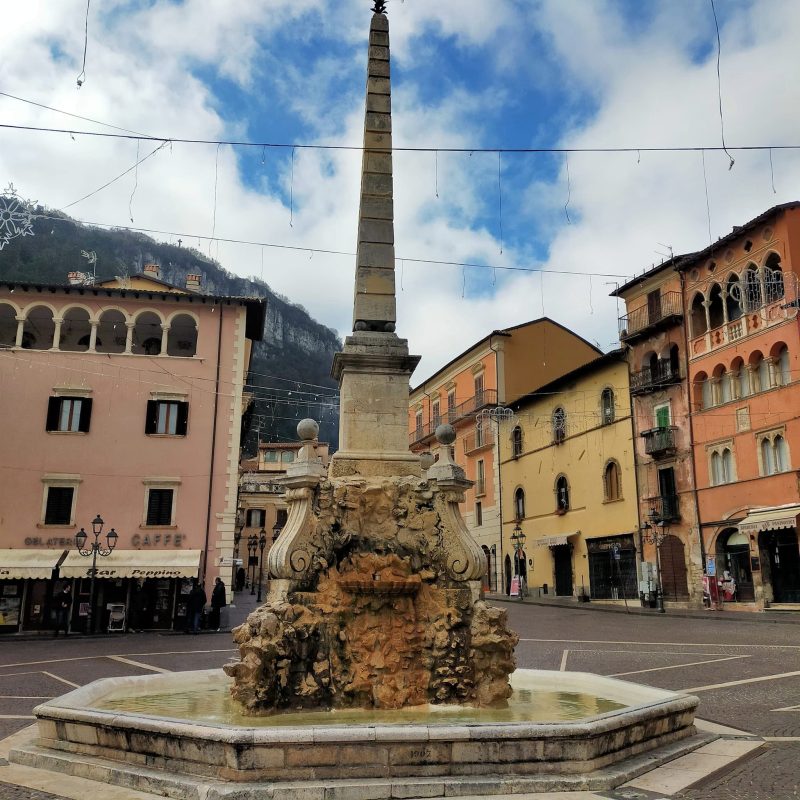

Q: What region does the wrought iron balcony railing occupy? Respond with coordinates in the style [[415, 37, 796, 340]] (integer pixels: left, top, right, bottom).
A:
[[630, 361, 681, 395], [463, 427, 495, 455], [619, 291, 683, 341], [642, 426, 678, 458], [409, 389, 498, 446], [648, 494, 681, 523]]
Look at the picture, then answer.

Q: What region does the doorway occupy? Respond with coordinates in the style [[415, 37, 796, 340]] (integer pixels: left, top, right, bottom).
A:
[[762, 529, 800, 603], [717, 528, 754, 602], [552, 545, 573, 596], [504, 554, 512, 595]]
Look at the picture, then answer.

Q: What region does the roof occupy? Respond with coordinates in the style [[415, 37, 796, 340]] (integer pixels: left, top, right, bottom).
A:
[[611, 253, 695, 297], [510, 348, 627, 412], [96, 272, 186, 291], [410, 317, 602, 394], [0, 279, 267, 341]]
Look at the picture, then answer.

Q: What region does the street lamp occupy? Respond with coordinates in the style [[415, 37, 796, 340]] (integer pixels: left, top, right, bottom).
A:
[[233, 524, 242, 592], [247, 533, 258, 595], [272, 521, 282, 544], [257, 528, 267, 602], [510, 523, 527, 598], [75, 515, 118, 634], [642, 508, 667, 614], [510, 523, 526, 557]]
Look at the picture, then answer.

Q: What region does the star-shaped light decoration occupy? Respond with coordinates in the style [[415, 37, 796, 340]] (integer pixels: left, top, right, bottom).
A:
[[0, 183, 36, 251]]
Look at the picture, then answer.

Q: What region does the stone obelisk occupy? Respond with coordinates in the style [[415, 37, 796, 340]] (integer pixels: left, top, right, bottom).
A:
[[329, 3, 421, 479]]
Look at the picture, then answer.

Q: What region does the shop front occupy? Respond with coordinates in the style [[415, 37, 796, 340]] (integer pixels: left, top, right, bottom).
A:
[[535, 535, 577, 597], [58, 549, 202, 632], [587, 534, 638, 600], [0, 549, 67, 633]]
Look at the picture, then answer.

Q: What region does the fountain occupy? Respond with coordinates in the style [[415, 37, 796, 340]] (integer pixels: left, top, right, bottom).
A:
[[8, 4, 704, 798]]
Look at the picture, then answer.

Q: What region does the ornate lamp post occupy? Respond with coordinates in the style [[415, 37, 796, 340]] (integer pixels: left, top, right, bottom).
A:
[[233, 524, 242, 591], [510, 523, 526, 598], [75, 515, 118, 634], [272, 521, 282, 544], [257, 528, 267, 602], [248, 533, 258, 595], [642, 508, 667, 614]]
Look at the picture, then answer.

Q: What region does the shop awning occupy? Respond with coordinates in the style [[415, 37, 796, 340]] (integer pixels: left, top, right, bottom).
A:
[[535, 533, 579, 548], [738, 505, 800, 535], [59, 550, 202, 580], [0, 549, 66, 580]]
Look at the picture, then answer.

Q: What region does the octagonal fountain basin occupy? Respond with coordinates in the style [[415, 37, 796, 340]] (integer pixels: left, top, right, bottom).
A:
[[10, 668, 700, 799]]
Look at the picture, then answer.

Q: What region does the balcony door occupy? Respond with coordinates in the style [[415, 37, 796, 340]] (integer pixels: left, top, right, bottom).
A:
[[647, 290, 663, 325], [657, 467, 677, 518]]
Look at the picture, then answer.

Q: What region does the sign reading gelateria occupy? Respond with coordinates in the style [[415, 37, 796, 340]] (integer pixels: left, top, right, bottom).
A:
[[131, 533, 185, 547]]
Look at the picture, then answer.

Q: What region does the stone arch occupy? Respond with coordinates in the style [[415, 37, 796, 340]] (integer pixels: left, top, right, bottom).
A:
[[60, 306, 92, 352], [513, 487, 525, 520], [96, 308, 128, 354], [166, 312, 198, 357], [21, 305, 55, 350], [763, 252, 784, 304], [743, 263, 762, 311], [726, 273, 742, 321], [692, 370, 710, 410], [731, 356, 748, 397], [770, 341, 790, 385], [0, 302, 18, 346], [708, 283, 724, 329], [555, 474, 570, 512], [690, 291, 706, 337], [511, 425, 523, 458], [748, 349, 769, 392], [603, 459, 621, 502], [132, 310, 164, 355]]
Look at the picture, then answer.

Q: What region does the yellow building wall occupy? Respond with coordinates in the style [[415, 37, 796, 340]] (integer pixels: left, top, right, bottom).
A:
[[499, 358, 640, 597]]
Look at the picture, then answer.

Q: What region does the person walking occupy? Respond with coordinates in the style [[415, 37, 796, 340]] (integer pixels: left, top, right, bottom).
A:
[[187, 581, 207, 634], [235, 566, 246, 592], [210, 577, 226, 631], [53, 584, 72, 637]]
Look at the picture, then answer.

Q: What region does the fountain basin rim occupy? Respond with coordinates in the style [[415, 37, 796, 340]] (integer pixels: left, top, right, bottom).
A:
[[33, 668, 699, 745]]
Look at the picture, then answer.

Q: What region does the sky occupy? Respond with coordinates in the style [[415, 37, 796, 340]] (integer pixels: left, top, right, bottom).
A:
[[1, 0, 800, 382]]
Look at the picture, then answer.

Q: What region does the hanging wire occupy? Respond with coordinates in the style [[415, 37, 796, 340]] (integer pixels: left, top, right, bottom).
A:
[[769, 148, 777, 194], [709, 0, 735, 170], [128, 139, 140, 222], [289, 146, 295, 228], [76, 0, 91, 88], [564, 152, 572, 223], [497, 152, 503, 254], [701, 149, 713, 246]]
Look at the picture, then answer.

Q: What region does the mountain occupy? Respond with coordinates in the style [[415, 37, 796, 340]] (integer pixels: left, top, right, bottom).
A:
[[0, 206, 342, 452]]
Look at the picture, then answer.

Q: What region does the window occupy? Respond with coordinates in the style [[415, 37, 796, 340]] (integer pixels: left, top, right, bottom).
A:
[[708, 443, 735, 486], [758, 431, 791, 476], [247, 509, 266, 527], [415, 410, 423, 433], [474, 372, 485, 404], [145, 400, 189, 436], [46, 396, 92, 433], [476, 459, 486, 496], [475, 501, 483, 527], [281, 450, 295, 463], [276, 508, 288, 527], [447, 390, 456, 419], [552, 407, 566, 443], [511, 426, 523, 458], [146, 489, 174, 526], [690, 292, 707, 337], [431, 399, 440, 427], [514, 487, 525, 521], [600, 389, 615, 425], [603, 461, 621, 501], [655, 404, 671, 428], [44, 487, 74, 525], [263, 450, 279, 463], [702, 377, 713, 408], [555, 475, 570, 512], [776, 345, 791, 386]]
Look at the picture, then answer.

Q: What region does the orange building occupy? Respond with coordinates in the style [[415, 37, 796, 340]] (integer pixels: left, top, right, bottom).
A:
[[408, 319, 600, 591], [681, 202, 800, 608]]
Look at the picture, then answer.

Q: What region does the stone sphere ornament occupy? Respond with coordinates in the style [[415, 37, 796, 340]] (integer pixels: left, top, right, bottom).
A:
[[419, 451, 435, 470], [297, 418, 320, 441], [435, 423, 456, 445]]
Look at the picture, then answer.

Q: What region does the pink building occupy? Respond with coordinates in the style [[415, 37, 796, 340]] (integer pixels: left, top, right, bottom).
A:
[[0, 267, 265, 633]]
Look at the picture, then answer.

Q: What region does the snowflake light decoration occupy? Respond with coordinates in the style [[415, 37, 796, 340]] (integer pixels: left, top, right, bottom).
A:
[[0, 183, 36, 251]]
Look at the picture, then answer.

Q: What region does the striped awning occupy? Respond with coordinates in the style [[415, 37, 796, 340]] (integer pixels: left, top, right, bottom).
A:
[[535, 533, 579, 548], [59, 549, 202, 579], [0, 549, 66, 580], [738, 505, 800, 535]]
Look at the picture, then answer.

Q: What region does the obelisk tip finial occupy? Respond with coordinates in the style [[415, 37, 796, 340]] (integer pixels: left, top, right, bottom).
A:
[[372, 0, 388, 14]]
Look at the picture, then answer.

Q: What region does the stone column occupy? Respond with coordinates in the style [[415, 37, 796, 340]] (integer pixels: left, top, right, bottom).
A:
[[88, 321, 98, 353], [51, 317, 62, 351], [160, 324, 170, 356], [765, 357, 777, 389], [14, 316, 24, 347], [125, 322, 135, 354]]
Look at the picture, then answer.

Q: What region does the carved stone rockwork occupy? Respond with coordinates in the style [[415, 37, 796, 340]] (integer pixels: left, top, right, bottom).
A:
[[224, 475, 518, 713]]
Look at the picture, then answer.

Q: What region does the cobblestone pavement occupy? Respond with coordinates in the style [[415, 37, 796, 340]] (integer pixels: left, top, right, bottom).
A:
[[0, 782, 62, 800], [0, 596, 798, 798]]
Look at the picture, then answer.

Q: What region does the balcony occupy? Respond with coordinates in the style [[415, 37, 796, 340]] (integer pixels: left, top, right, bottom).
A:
[[630, 361, 681, 395], [409, 389, 498, 446], [648, 494, 681, 523], [641, 426, 677, 458], [463, 427, 495, 455], [619, 292, 683, 342], [474, 478, 486, 496]]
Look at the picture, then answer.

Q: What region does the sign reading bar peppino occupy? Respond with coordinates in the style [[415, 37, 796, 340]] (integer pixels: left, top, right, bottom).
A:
[[79, 567, 187, 579]]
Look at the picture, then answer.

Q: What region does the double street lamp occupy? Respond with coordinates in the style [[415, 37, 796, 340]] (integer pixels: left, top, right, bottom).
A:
[[233, 525, 242, 591], [641, 509, 667, 613], [247, 533, 258, 595], [257, 528, 267, 602], [511, 523, 527, 598], [75, 515, 118, 634]]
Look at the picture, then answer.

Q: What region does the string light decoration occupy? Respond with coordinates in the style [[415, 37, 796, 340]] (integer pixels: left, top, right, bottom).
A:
[[0, 183, 35, 250]]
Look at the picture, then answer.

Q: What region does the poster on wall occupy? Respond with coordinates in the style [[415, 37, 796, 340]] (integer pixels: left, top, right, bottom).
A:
[[510, 576, 520, 597], [0, 596, 21, 626]]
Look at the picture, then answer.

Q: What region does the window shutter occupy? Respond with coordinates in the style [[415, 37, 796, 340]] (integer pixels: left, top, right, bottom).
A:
[[145, 400, 158, 434], [78, 398, 93, 432], [46, 397, 60, 432], [45, 487, 74, 525], [176, 402, 189, 436], [146, 489, 173, 526]]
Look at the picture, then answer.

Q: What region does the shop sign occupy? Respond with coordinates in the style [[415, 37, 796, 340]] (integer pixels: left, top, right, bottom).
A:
[[23, 536, 75, 547], [78, 567, 188, 579], [131, 533, 184, 547]]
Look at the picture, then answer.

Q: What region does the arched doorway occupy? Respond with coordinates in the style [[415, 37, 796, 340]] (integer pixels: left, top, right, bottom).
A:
[[660, 534, 689, 600], [504, 554, 512, 595], [760, 529, 800, 603], [716, 528, 754, 602]]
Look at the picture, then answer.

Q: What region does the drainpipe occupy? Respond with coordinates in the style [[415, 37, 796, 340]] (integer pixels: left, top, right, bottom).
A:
[[203, 302, 224, 584], [489, 335, 505, 594]]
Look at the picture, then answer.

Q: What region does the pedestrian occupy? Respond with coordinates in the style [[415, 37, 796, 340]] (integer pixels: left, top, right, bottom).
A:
[[53, 584, 72, 637], [187, 580, 207, 634], [235, 566, 246, 592], [210, 577, 226, 631]]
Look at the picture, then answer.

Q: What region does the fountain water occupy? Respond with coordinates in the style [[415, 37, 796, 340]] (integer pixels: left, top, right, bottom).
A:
[[9, 5, 703, 798]]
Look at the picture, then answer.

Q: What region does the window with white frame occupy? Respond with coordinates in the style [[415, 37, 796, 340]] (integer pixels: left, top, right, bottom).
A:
[[145, 488, 175, 526], [552, 407, 567, 443], [247, 509, 266, 527], [708, 442, 736, 486], [475, 501, 483, 527], [758, 430, 791, 476], [41, 475, 81, 526]]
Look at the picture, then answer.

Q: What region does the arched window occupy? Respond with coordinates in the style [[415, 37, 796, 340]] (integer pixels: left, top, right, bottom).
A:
[[761, 437, 776, 476], [708, 283, 724, 330], [60, 308, 92, 352], [718, 367, 732, 403], [0, 303, 17, 346], [764, 253, 784, 304], [514, 487, 525, 521], [511, 426, 523, 458], [726, 274, 742, 321], [743, 264, 763, 311], [774, 344, 791, 386], [710, 451, 722, 485], [166, 314, 198, 357], [600, 388, 615, 425], [555, 476, 570, 512], [750, 352, 768, 392], [722, 448, 734, 483], [21, 306, 55, 350], [552, 407, 566, 443], [132, 312, 163, 355], [702, 376, 713, 408], [693, 372, 710, 410], [690, 292, 707, 337], [603, 461, 621, 501], [96, 310, 127, 354], [731, 357, 746, 399], [775, 435, 789, 472]]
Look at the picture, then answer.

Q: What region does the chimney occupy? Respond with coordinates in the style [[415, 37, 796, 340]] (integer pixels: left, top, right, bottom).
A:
[[186, 273, 202, 293], [67, 271, 86, 286], [143, 263, 161, 280]]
